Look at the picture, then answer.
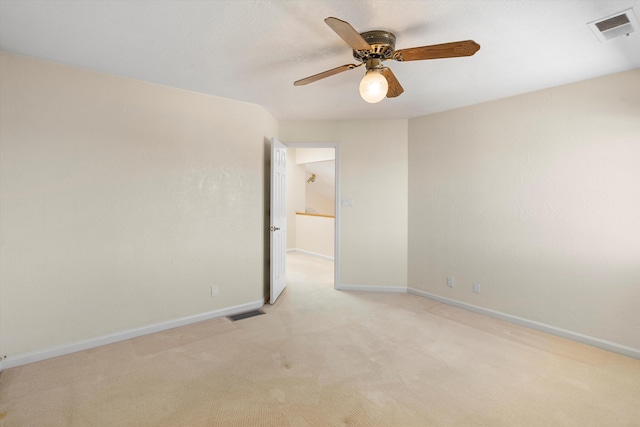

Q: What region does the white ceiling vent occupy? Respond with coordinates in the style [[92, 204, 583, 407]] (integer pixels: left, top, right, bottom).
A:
[[588, 8, 639, 42]]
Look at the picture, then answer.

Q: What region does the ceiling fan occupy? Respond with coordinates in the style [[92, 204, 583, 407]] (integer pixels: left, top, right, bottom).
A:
[[294, 17, 480, 103]]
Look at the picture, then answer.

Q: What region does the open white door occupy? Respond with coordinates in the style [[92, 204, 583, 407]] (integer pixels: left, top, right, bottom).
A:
[[270, 137, 287, 304]]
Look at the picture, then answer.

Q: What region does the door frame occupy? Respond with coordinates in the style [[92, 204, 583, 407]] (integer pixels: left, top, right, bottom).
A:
[[284, 141, 341, 289]]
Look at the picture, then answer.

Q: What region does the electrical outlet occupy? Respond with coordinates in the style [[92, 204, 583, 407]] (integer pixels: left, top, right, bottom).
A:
[[211, 285, 219, 297], [447, 277, 454, 288], [473, 282, 481, 293]]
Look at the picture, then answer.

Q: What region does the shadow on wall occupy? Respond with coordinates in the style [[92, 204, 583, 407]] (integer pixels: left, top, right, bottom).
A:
[[303, 160, 335, 215], [263, 137, 271, 302]]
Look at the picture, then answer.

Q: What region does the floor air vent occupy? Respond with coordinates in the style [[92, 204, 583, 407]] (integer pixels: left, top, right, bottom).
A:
[[227, 309, 265, 322], [588, 8, 639, 42]]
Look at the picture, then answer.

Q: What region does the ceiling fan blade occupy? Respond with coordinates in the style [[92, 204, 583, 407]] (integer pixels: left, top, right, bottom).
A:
[[324, 17, 372, 51], [393, 40, 480, 61], [382, 68, 404, 98], [294, 64, 359, 86]]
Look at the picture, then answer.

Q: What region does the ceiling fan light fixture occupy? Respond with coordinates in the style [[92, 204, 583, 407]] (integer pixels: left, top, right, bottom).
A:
[[294, 17, 480, 103], [359, 69, 388, 103]]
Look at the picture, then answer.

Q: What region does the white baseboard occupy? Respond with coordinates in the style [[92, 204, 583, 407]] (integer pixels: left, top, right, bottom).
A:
[[3, 299, 264, 370], [408, 287, 640, 360], [337, 283, 407, 293], [287, 248, 334, 261], [5, 289, 637, 370]]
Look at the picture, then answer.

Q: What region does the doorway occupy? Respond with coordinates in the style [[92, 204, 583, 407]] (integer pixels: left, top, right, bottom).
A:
[[284, 142, 340, 290]]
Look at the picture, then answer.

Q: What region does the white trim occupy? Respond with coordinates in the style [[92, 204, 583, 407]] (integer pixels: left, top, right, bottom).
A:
[[3, 299, 264, 369], [334, 145, 341, 290], [4, 289, 637, 369], [337, 283, 407, 293], [408, 287, 640, 360], [288, 248, 334, 261]]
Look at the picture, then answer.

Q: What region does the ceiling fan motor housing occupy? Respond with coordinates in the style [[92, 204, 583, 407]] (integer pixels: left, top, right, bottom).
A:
[[353, 30, 397, 62]]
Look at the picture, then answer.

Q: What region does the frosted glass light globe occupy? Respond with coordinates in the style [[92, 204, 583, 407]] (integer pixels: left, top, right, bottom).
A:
[[359, 70, 388, 103]]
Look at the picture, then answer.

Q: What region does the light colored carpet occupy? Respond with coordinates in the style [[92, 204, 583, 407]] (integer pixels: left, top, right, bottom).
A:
[[1, 252, 639, 426]]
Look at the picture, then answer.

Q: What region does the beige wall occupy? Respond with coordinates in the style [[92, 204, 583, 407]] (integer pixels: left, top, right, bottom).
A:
[[305, 185, 334, 215], [0, 53, 278, 357], [2, 51, 636, 362], [408, 69, 640, 350], [285, 149, 305, 250], [295, 215, 335, 259], [279, 120, 408, 289], [296, 149, 336, 215]]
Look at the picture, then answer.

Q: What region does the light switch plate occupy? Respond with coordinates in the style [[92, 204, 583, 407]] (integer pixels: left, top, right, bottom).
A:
[[473, 282, 481, 293]]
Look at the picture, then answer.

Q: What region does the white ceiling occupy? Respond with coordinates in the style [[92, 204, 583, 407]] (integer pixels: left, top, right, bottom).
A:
[[1, 0, 639, 120]]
